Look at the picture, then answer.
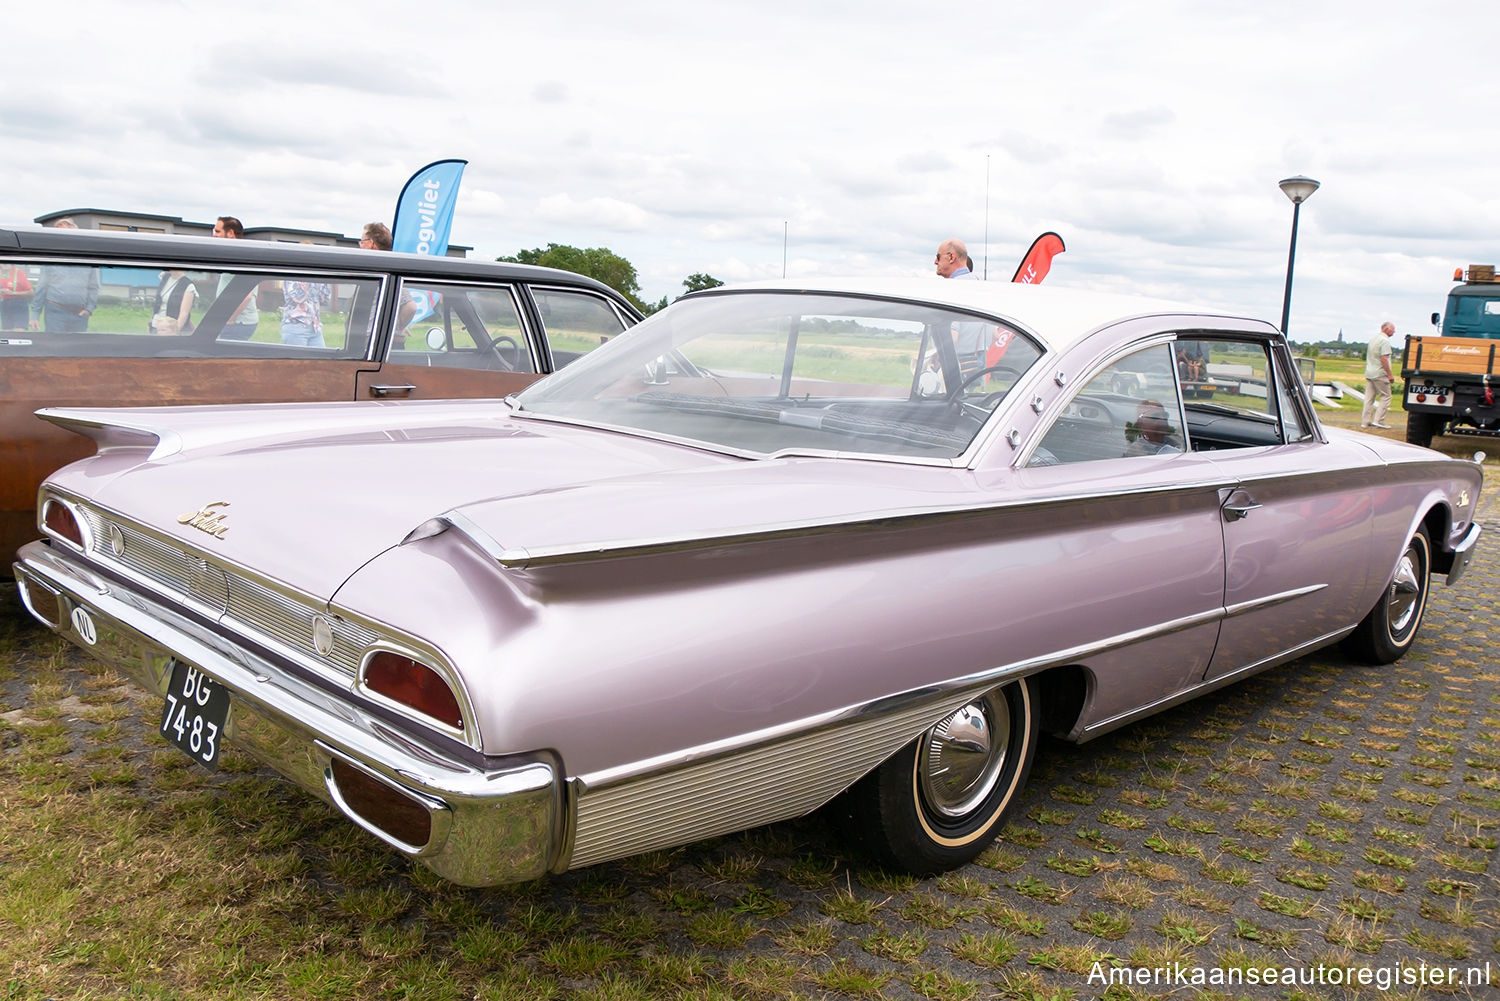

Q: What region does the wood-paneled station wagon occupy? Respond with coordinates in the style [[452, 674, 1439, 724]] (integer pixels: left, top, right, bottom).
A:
[[14, 276, 1482, 886], [0, 224, 640, 564]]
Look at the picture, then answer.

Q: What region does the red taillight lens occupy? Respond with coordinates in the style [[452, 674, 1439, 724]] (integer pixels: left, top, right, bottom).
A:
[[1416, 393, 1428, 402], [42, 499, 84, 548], [363, 652, 464, 730]]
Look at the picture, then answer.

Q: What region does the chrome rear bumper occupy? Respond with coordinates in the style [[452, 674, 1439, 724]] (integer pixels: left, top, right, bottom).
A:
[[14, 540, 561, 888]]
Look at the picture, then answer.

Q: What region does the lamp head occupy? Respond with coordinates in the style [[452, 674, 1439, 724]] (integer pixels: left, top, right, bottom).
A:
[[1278, 175, 1320, 204]]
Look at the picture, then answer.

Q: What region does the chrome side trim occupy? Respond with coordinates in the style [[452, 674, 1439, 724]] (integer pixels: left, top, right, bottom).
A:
[[490, 477, 1239, 569], [1078, 623, 1356, 739], [438, 509, 510, 562], [1223, 583, 1327, 618]]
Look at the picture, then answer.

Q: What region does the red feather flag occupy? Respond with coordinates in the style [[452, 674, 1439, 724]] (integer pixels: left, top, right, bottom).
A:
[[1011, 232, 1066, 284], [984, 233, 1067, 372]]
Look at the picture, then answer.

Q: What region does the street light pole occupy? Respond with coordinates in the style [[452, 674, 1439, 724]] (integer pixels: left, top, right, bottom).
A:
[[1278, 175, 1320, 335]]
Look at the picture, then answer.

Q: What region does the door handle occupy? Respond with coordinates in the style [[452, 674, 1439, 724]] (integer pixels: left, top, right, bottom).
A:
[[368, 384, 417, 398], [1222, 497, 1262, 522]]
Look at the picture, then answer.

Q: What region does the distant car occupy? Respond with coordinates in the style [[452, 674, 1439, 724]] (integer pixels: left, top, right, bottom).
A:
[[14, 277, 1483, 887], [0, 225, 640, 566]]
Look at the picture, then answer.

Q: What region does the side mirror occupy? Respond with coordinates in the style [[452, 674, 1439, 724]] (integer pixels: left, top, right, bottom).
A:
[[1431, 312, 1441, 328], [643, 357, 670, 385], [424, 327, 446, 351]]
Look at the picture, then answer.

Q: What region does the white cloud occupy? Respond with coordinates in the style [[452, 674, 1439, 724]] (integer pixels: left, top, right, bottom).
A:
[[2, 0, 1496, 343]]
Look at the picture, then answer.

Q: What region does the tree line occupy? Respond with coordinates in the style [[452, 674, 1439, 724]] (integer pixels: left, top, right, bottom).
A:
[[497, 244, 721, 314]]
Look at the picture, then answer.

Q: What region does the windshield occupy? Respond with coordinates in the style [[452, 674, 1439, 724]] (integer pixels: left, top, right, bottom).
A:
[[514, 291, 1043, 459]]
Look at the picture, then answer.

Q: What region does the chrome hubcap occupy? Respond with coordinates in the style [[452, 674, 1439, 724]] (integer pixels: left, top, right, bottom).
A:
[[1387, 544, 1423, 636], [918, 692, 1011, 819]]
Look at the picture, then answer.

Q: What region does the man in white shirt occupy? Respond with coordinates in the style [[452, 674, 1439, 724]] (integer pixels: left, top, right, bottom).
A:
[[935, 238, 989, 379], [1362, 321, 1395, 429]]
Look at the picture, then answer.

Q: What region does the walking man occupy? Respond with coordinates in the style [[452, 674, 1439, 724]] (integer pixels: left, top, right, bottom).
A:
[[1362, 321, 1395, 429]]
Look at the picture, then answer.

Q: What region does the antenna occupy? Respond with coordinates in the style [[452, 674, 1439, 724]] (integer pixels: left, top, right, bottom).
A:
[[983, 155, 990, 280]]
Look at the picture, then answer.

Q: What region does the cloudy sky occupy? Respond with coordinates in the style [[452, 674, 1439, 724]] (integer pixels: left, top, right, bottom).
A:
[[6, 0, 1496, 344]]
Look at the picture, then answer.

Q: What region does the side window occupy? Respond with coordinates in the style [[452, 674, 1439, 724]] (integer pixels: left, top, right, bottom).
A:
[[1029, 344, 1185, 466], [0, 259, 379, 359], [1174, 337, 1290, 450], [531, 288, 629, 368], [1274, 350, 1314, 442], [394, 281, 536, 374]]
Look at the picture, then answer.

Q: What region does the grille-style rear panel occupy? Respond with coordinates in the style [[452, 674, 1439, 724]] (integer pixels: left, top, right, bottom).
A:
[[569, 688, 985, 869], [74, 505, 371, 677]]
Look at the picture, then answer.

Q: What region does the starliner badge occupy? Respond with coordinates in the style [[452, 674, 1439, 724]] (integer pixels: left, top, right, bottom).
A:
[[177, 502, 231, 539]]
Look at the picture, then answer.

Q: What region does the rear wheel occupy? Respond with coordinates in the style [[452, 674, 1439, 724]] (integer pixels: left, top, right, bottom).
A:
[[1348, 525, 1431, 664], [1405, 412, 1444, 448], [843, 677, 1040, 874]]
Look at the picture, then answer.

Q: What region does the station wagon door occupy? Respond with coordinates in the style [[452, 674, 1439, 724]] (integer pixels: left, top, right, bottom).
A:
[[357, 280, 543, 401]]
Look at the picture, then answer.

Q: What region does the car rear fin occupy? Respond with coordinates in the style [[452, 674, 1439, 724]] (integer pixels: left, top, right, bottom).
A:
[[36, 408, 177, 459]]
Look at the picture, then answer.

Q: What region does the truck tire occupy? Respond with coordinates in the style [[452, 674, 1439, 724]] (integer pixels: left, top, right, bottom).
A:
[[1405, 412, 1444, 449]]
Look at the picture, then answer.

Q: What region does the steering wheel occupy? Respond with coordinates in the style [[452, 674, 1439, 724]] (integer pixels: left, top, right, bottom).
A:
[[488, 335, 522, 371], [947, 363, 1022, 404]]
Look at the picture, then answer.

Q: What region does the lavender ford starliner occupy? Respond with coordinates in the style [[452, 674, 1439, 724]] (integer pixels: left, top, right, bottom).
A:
[[14, 278, 1483, 885]]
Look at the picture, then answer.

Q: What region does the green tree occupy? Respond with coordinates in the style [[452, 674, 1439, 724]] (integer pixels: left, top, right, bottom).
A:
[[683, 273, 724, 294], [498, 244, 645, 311]]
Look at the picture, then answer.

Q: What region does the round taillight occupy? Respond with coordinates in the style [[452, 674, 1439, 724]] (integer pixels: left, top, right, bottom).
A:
[[42, 499, 84, 549], [363, 651, 464, 731], [1416, 393, 1427, 403]]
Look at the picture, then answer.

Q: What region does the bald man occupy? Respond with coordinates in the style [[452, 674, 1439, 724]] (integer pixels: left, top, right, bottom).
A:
[[934, 238, 974, 279]]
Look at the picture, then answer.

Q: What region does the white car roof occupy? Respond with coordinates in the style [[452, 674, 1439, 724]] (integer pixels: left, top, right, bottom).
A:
[[713, 277, 1262, 352]]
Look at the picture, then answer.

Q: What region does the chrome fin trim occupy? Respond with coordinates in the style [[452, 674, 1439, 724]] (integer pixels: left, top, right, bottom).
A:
[[488, 477, 1239, 570]]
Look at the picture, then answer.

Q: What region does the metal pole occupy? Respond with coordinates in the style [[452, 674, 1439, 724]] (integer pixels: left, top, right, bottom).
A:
[[983, 155, 990, 280], [1279, 199, 1301, 334]]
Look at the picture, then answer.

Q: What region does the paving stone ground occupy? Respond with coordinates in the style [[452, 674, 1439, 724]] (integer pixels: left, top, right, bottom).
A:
[[2, 490, 1496, 1000]]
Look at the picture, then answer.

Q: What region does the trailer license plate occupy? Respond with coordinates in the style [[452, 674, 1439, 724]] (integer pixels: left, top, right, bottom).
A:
[[159, 659, 229, 769]]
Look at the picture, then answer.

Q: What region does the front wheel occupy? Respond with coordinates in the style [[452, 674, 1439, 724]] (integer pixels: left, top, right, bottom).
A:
[[1348, 525, 1431, 664], [842, 677, 1040, 874]]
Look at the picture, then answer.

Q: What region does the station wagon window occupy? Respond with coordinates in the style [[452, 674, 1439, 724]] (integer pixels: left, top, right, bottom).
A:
[[530, 288, 630, 368], [394, 280, 536, 373], [0, 259, 380, 360], [1029, 344, 1186, 466]]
